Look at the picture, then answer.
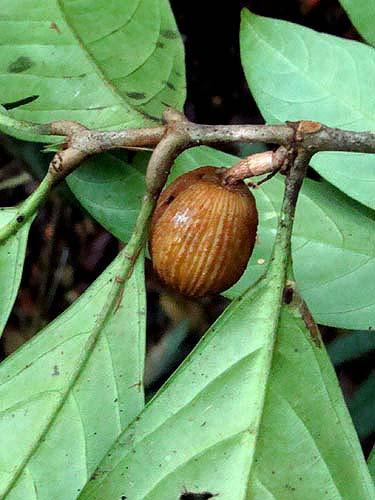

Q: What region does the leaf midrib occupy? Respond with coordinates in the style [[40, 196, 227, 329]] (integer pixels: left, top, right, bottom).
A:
[[55, 0, 148, 127], [242, 280, 285, 500]]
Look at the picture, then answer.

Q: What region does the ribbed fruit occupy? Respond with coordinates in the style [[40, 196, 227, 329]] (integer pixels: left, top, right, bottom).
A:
[[149, 166, 258, 297]]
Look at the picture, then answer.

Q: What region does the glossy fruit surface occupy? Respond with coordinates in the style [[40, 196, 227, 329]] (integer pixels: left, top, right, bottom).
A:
[[149, 166, 258, 297]]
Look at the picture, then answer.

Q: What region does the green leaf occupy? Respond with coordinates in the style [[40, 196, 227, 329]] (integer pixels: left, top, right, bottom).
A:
[[173, 146, 375, 330], [339, 0, 375, 46], [79, 270, 373, 499], [0, 0, 185, 241], [0, 106, 54, 143], [291, 180, 375, 330], [3, 140, 147, 242], [66, 153, 146, 241], [310, 152, 375, 211], [0, 0, 185, 141], [0, 208, 32, 338], [0, 249, 146, 499], [240, 9, 375, 210], [328, 331, 375, 366]]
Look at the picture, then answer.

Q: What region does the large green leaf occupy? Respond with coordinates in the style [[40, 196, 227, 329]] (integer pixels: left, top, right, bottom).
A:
[[79, 261, 373, 499], [0, 0, 186, 238], [66, 153, 146, 241], [0, 249, 146, 499], [290, 179, 375, 329], [0, 0, 185, 140], [0, 208, 32, 338], [339, 0, 375, 46], [240, 9, 375, 210], [173, 146, 375, 330]]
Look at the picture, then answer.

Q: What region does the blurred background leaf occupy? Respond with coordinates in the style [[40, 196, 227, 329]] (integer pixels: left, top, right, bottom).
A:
[[339, 0, 375, 46], [348, 371, 375, 440]]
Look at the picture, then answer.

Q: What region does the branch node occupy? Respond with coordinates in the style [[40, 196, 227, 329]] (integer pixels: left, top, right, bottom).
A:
[[163, 107, 188, 124], [287, 120, 323, 143], [49, 120, 88, 138], [48, 148, 87, 180]]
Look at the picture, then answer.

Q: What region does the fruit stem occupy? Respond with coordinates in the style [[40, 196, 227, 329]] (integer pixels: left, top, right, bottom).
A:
[[222, 146, 290, 186], [270, 148, 312, 275]]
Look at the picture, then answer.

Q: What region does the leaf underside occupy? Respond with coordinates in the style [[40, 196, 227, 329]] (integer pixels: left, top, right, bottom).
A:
[[80, 274, 373, 500], [0, 0, 186, 137], [240, 9, 375, 210], [0, 208, 32, 338], [0, 250, 146, 499], [66, 153, 146, 242], [0, 0, 186, 236]]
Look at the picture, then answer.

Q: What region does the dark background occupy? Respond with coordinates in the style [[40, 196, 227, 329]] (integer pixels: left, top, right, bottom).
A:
[[0, 0, 373, 455], [175, 0, 357, 125]]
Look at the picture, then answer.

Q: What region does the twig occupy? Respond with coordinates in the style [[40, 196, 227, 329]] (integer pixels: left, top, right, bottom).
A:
[[45, 117, 375, 154], [145, 133, 190, 197], [124, 111, 192, 254], [1, 111, 375, 246]]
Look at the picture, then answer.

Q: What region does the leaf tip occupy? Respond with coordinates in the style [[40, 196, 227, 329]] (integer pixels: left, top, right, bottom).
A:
[[240, 7, 253, 25]]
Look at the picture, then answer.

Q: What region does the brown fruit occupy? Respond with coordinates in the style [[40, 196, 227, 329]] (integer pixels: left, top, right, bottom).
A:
[[149, 166, 258, 297]]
